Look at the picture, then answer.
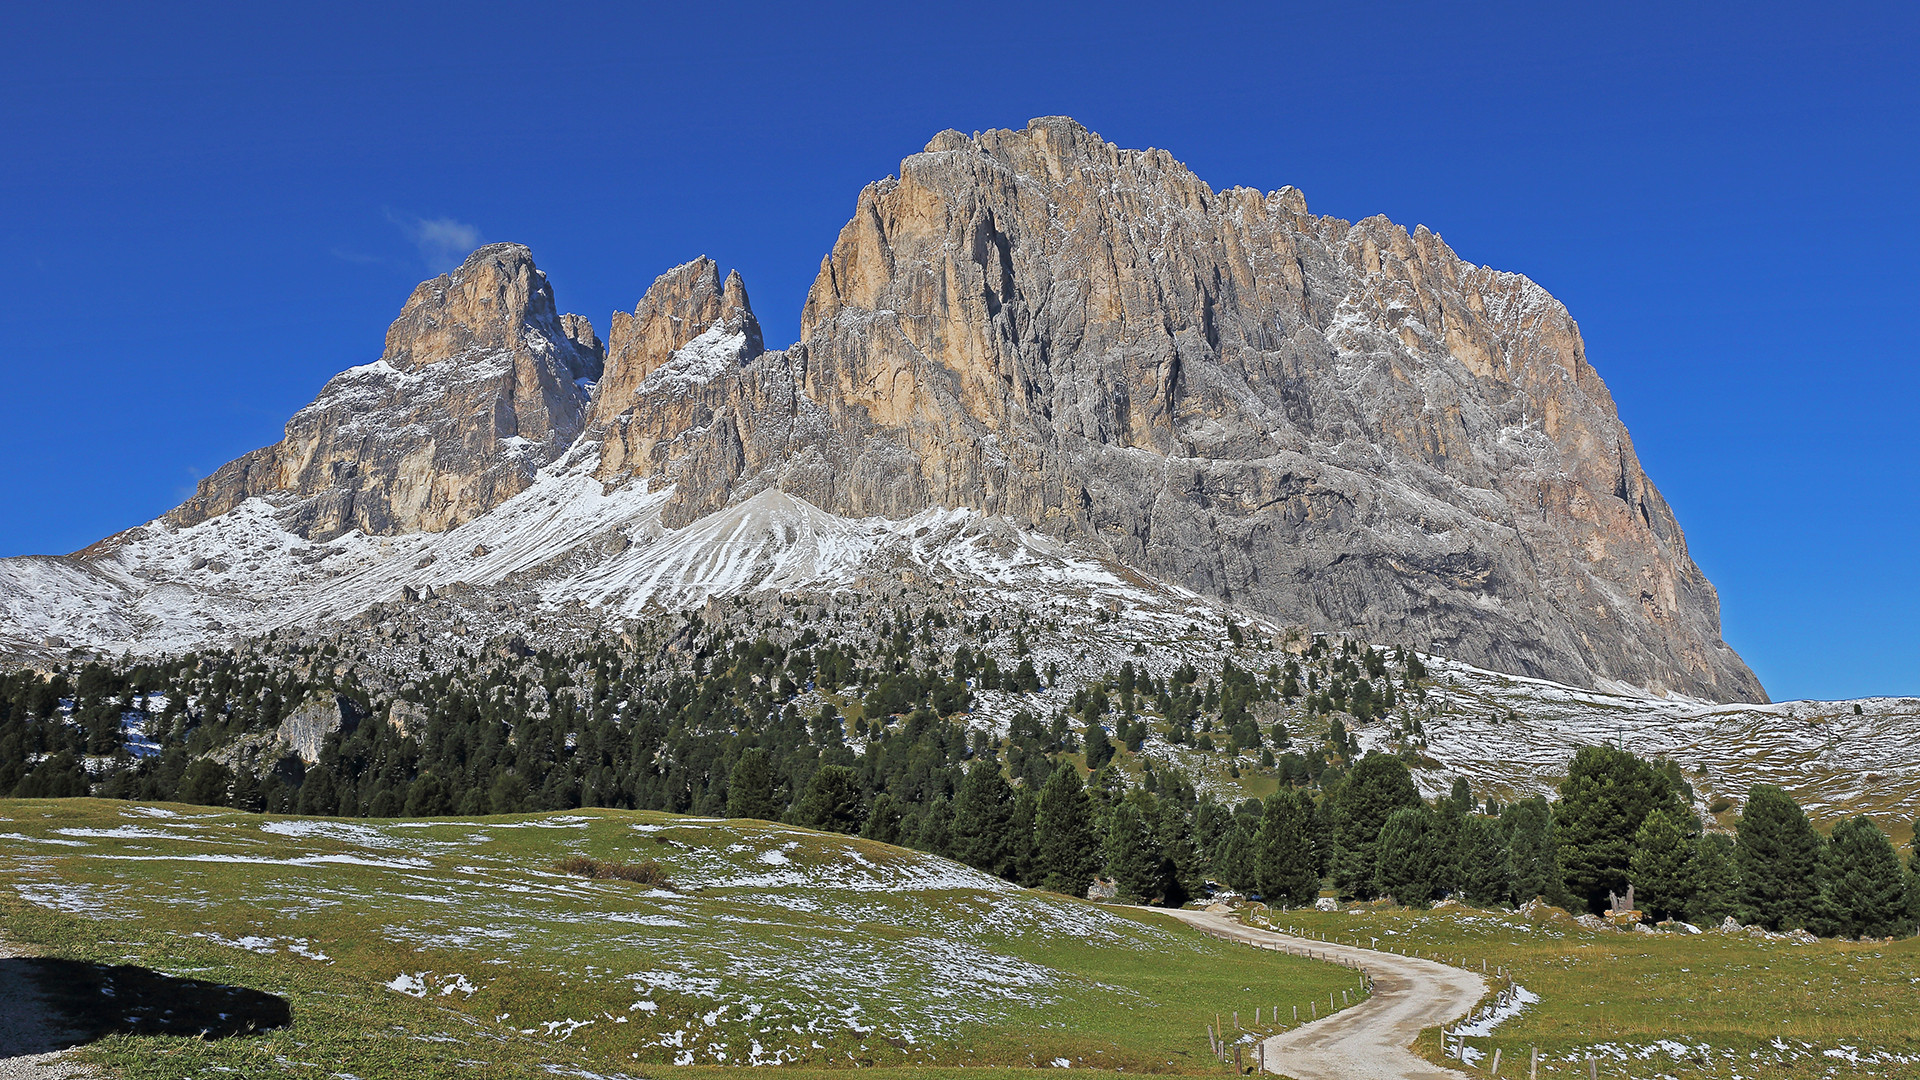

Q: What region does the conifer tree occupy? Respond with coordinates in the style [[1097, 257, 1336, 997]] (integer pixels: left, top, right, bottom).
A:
[[296, 767, 338, 815], [229, 765, 264, 813], [860, 792, 904, 846], [179, 758, 232, 806], [1690, 832, 1741, 923], [1150, 796, 1199, 907], [794, 764, 865, 835], [1212, 823, 1256, 894], [1035, 762, 1100, 896], [726, 747, 781, 821], [1820, 817, 1912, 939], [1555, 745, 1686, 912], [1329, 753, 1421, 899], [950, 759, 1017, 878], [1007, 788, 1040, 886], [1907, 830, 1920, 929], [1628, 808, 1695, 921], [1254, 788, 1320, 906], [913, 796, 954, 858], [1084, 721, 1115, 772], [1506, 796, 1570, 907], [1459, 814, 1513, 907], [1374, 806, 1437, 905], [1105, 800, 1164, 903], [1735, 784, 1824, 930]]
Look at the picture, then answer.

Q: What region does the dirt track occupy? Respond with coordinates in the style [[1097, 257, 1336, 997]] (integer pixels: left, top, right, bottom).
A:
[[1160, 908, 1484, 1080]]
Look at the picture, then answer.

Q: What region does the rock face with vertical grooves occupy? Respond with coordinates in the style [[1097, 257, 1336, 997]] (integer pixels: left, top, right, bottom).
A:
[[8, 119, 1763, 702], [167, 243, 603, 540], [601, 118, 1760, 701]]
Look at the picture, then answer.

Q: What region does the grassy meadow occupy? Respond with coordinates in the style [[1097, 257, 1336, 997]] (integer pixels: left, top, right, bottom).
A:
[[1242, 903, 1920, 1078], [0, 798, 1359, 1079]]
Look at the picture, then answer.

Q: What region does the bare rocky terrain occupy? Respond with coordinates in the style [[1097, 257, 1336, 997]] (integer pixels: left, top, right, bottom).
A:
[[1, 118, 1760, 704]]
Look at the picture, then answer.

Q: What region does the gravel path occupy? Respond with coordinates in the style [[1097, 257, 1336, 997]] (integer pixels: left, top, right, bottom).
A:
[[0, 939, 100, 1080], [1160, 908, 1485, 1080]]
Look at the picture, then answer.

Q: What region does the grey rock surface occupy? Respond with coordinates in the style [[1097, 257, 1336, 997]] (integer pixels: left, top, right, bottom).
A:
[[605, 118, 1762, 701], [167, 243, 603, 540], [3, 120, 1762, 702]]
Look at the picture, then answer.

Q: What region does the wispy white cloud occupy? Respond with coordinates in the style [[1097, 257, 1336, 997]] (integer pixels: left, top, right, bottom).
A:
[[385, 211, 484, 273]]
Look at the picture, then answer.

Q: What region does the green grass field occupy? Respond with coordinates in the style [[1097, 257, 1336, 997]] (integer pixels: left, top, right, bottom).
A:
[[1242, 903, 1920, 1078], [0, 799, 1360, 1079]]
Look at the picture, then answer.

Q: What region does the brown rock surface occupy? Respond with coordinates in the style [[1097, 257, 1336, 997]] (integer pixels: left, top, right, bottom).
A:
[[97, 119, 1759, 701], [167, 243, 603, 540], [615, 118, 1761, 701]]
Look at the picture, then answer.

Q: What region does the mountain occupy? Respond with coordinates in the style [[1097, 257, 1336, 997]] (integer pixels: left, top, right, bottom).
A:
[[0, 118, 1761, 703]]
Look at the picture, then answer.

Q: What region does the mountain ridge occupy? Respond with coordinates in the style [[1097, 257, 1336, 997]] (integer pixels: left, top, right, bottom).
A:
[[1, 118, 1762, 703]]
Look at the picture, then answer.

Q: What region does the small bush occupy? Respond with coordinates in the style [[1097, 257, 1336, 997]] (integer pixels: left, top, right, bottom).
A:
[[1708, 797, 1734, 815], [554, 855, 673, 887]]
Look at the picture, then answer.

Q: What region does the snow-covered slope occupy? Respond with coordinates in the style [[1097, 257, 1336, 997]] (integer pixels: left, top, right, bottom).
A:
[[0, 444, 1213, 661], [1376, 656, 1920, 829]]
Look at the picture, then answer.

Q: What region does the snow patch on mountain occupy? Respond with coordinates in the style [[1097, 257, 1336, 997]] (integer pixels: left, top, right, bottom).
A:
[[0, 443, 1207, 661]]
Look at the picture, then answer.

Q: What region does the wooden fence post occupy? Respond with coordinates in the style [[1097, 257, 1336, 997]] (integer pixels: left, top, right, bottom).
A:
[[1530, 1046, 1539, 1080], [1490, 1047, 1502, 1076]]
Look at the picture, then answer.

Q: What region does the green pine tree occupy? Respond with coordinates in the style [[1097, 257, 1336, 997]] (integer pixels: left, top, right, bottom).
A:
[[861, 792, 904, 845], [1735, 784, 1824, 930], [1628, 808, 1696, 922], [1007, 788, 1040, 886], [1253, 788, 1321, 907], [1690, 832, 1741, 924], [178, 758, 233, 807], [794, 764, 865, 835], [726, 747, 781, 821], [1329, 754, 1422, 899], [1374, 806, 1437, 905], [1105, 801, 1165, 903], [1820, 817, 1912, 939], [913, 797, 954, 857], [1459, 814, 1513, 907], [1213, 823, 1256, 894], [296, 767, 338, 815], [1151, 795, 1202, 905], [1035, 762, 1100, 897], [1085, 721, 1115, 771], [1506, 796, 1570, 907], [1555, 745, 1687, 912], [950, 759, 1017, 878]]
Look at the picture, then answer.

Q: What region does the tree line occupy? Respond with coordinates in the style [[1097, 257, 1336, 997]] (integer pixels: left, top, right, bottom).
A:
[[2, 620, 1914, 939]]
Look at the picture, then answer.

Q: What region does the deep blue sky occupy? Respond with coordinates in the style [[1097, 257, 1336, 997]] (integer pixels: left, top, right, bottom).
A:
[[1, 2, 1914, 701]]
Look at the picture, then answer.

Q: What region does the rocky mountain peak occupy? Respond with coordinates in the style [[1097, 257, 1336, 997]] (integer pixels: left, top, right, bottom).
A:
[[692, 118, 1764, 701], [597, 258, 760, 403], [166, 243, 601, 540], [586, 258, 765, 483], [378, 243, 594, 384], [41, 119, 1764, 702]]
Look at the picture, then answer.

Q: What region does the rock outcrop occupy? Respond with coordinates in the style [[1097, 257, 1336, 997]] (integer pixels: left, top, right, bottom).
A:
[[598, 118, 1761, 701], [587, 257, 765, 483], [32, 119, 1762, 702], [168, 243, 603, 540]]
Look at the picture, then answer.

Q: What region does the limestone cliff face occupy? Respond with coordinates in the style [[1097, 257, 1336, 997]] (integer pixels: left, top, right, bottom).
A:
[[169, 244, 603, 539], [587, 257, 765, 483], [150, 119, 1761, 702], [616, 118, 1760, 702]]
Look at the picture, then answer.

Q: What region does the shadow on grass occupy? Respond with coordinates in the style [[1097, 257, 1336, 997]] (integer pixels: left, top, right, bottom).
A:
[[2, 957, 290, 1054]]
